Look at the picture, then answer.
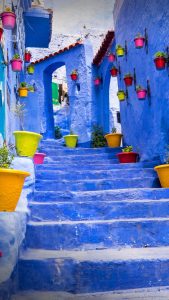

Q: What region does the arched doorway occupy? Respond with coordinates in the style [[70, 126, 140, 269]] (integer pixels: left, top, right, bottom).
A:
[[109, 76, 121, 133]]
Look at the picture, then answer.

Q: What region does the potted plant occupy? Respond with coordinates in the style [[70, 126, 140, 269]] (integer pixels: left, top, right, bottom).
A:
[[0, 28, 3, 42], [108, 52, 116, 62], [117, 146, 139, 163], [117, 90, 126, 101], [55, 126, 62, 139], [136, 85, 147, 99], [11, 54, 23, 72], [154, 52, 167, 70], [116, 45, 125, 57], [25, 50, 32, 63], [134, 33, 145, 48], [28, 85, 35, 92], [33, 152, 46, 165], [91, 125, 107, 148], [1, 7, 16, 30], [124, 73, 133, 86], [94, 77, 101, 86], [105, 127, 123, 148], [70, 70, 78, 81], [18, 82, 28, 97], [13, 103, 42, 157], [27, 64, 35, 75], [0, 144, 30, 212], [154, 150, 169, 188], [110, 66, 118, 77], [64, 130, 78, 148]]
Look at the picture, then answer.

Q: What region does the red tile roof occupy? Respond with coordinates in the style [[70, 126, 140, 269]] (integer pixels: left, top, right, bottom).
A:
[[32, 41, 83, 65], [93, 31, 115, 66]]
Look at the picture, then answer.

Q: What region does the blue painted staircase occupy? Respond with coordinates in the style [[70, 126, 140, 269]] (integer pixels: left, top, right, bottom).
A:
[[13, 140, 169, 299]]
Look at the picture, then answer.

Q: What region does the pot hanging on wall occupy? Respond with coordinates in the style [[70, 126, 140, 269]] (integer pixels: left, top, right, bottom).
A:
[[1, 9, 16, 30], [27, 64, 35, 75], [108, 53, 116, 62], [136, 86, 147, 99], [117, 90, 125, 101], [116, 45, 125, 57], [25, 51, 32, 63], [110, 66, 118, 77], [11, 54, 22, 72], [124, 73, 133, 86], [154, 52, 166, 70], [0, 28, 3, 42], [94, 77, 101, 86], [134, 34, 145, 48], [70, 70, 78, 81]]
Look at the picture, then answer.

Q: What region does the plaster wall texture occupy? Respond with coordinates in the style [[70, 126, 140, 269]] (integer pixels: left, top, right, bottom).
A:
[[0, 157, 34, 284], [114, 0, 169, 161]]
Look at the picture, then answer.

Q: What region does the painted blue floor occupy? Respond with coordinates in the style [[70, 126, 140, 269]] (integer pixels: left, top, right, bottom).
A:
[[12, 140, 169, 299]]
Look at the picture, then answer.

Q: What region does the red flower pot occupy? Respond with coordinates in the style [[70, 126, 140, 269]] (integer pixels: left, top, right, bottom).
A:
[[124, 76, 133, 86], [94, 78, 101, 86], [110, 68, 118, 77], [134, 37, 145, 48], [71, 74, 78, 81], [25, 52, 31, 63], [154, 57, 166, 70], [11, 59, 23, 72], [33, 153, 46, 165], [137, 89, 147, 99], [117, 152, 138, 163], [108, 53, 115, 62], [0, 28, 3, 42]]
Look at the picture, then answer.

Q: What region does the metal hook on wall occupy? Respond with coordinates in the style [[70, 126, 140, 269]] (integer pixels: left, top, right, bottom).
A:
[[125, 40, 128, 62], [133, 68, 137, 90], [145, 28, 148, 54], [147, 79, 151, 105]]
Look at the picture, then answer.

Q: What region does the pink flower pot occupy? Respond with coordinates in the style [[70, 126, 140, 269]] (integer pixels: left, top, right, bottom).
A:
[[94, 78, 101, 86], [137, 90, 147, 99], [33, 153, 46, 165], [134, 37, 145, 48], [11, 59, 22, 72], [108, 53, 115, 62], [1, 12, 16, 30]]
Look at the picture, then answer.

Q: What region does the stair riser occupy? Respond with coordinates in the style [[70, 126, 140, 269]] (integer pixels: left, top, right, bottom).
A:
[[35, 178, 159, 191], [40, 146, 121, 154], [35, 169, 156, 180], [44, 158, 119, 164], [25, 220, 169, 250], [29, 201, 169, 221], [18, 258, 169, 292], [33, 188, 169, 202], [42, 151, 121, 158]]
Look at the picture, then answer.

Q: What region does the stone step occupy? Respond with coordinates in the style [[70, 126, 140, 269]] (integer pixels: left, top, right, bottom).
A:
[[35, 168, 156, 180], [44, 157, 119, 164], [11, 286, 169, 300], [35, 177, 159, 192], [33, 188, 169, 203], [18, 247, 169, 293], [35, 161, 159, 171], [29, 199, 169, 222], [25, 218, 169, 250], [41, 148, 122, 156]]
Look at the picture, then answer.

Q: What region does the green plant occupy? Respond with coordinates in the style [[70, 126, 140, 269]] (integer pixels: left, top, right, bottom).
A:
[[124, 73, 133, 78], [25, 49, 31, 54], [136, 85, 146, 91], [111, 66, 117, 70], [91, 125, 107, 148], [112, 127, 117, 133], [116, 44, 124, 50], [12, 54, 20, 60], [117, 90, 125, 94], [28, 85, 34, 92], [12, 102, 26, 131], [154, 52, 167, 59], [54, 126, 62, 139], [70, 129, 75, 135], [0, 144, 14, 169], [19, 82, 27, 88], [71, 69, 78, 75], [135, 33, 144, 38], [122, 145, 133, 152]]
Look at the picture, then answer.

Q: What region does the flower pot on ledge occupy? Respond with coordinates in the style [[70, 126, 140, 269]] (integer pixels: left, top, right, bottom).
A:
[[64, 134, 78, 148], [154, 164, 169, 188], [105, 133, 123, 148], [13, 131, 42, 157], [33, 153, 46, 164]]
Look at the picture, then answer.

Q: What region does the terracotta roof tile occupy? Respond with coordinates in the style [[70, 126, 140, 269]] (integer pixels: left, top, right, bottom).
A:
[[32, 41, 83, 65], [93, 31, 115, 66]]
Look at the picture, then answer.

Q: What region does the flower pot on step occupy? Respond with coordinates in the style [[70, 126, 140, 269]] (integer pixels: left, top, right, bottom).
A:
[[64, 135, 78, 148], [117, 152, 138, 163], [33, 153, 46, 164], [1, 11, 16, 30], [0, 169, 30, 212], [154, 164, 169, 188], [13, 131, 42, 157], [105, 133, 123, 147]]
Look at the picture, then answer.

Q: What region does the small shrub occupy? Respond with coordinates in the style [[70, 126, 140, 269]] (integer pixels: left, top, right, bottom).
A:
[[112, 127, 117, 133], [122, 145, 133, 153], [54, 126, 62, 139], [0, 144, 14, 169], [91, 125, 107, 148]]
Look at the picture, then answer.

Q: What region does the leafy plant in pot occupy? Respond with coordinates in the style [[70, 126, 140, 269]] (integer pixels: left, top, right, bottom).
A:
[[116, 44, 125, 57], [154, 149, 169, 188], [0, 144, 30, 211], [105, 127, 123, 148], [70, 70, 78, 81], [64, 130, 78, 148], [91, 125, 107, 148], [24, 50, 32, 63], [27, 64, 35, 75], [124, 73, 133, 86], [11, 54, 23, 72], [134, 33, 145, 48], [117, 90, 126, 101], [18, 82, 28, 97], [13, 102, 42, 157], [136, 85, 147, 100], [154, 52, 167, 70], [110, 66, 118, 77], [117, 146, 139, 163], [1, 7, 16, 30]]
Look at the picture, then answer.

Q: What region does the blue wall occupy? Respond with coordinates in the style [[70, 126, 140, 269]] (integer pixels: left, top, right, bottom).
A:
[[114, 0, 169, 161]]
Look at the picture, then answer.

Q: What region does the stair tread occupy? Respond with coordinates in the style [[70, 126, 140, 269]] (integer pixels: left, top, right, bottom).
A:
[[20, 246, 169, 261], [36, 176, 156, 182]]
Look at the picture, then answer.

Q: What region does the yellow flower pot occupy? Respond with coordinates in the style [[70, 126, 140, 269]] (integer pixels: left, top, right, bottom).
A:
[[104, 133, 123, 148], [64, 135, 78, 148], [18, 88, 28, 98], [154, 164, 169, 188], [117, 91, 125, 101], [27, 64, 35, 74], [0, 169, 30, 212], [116, 48, 125, 57], [13, 131, 42, 157]]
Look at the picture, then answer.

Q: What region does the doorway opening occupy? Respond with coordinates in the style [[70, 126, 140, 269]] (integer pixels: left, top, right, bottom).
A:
[[109, 76, 121, 133]]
